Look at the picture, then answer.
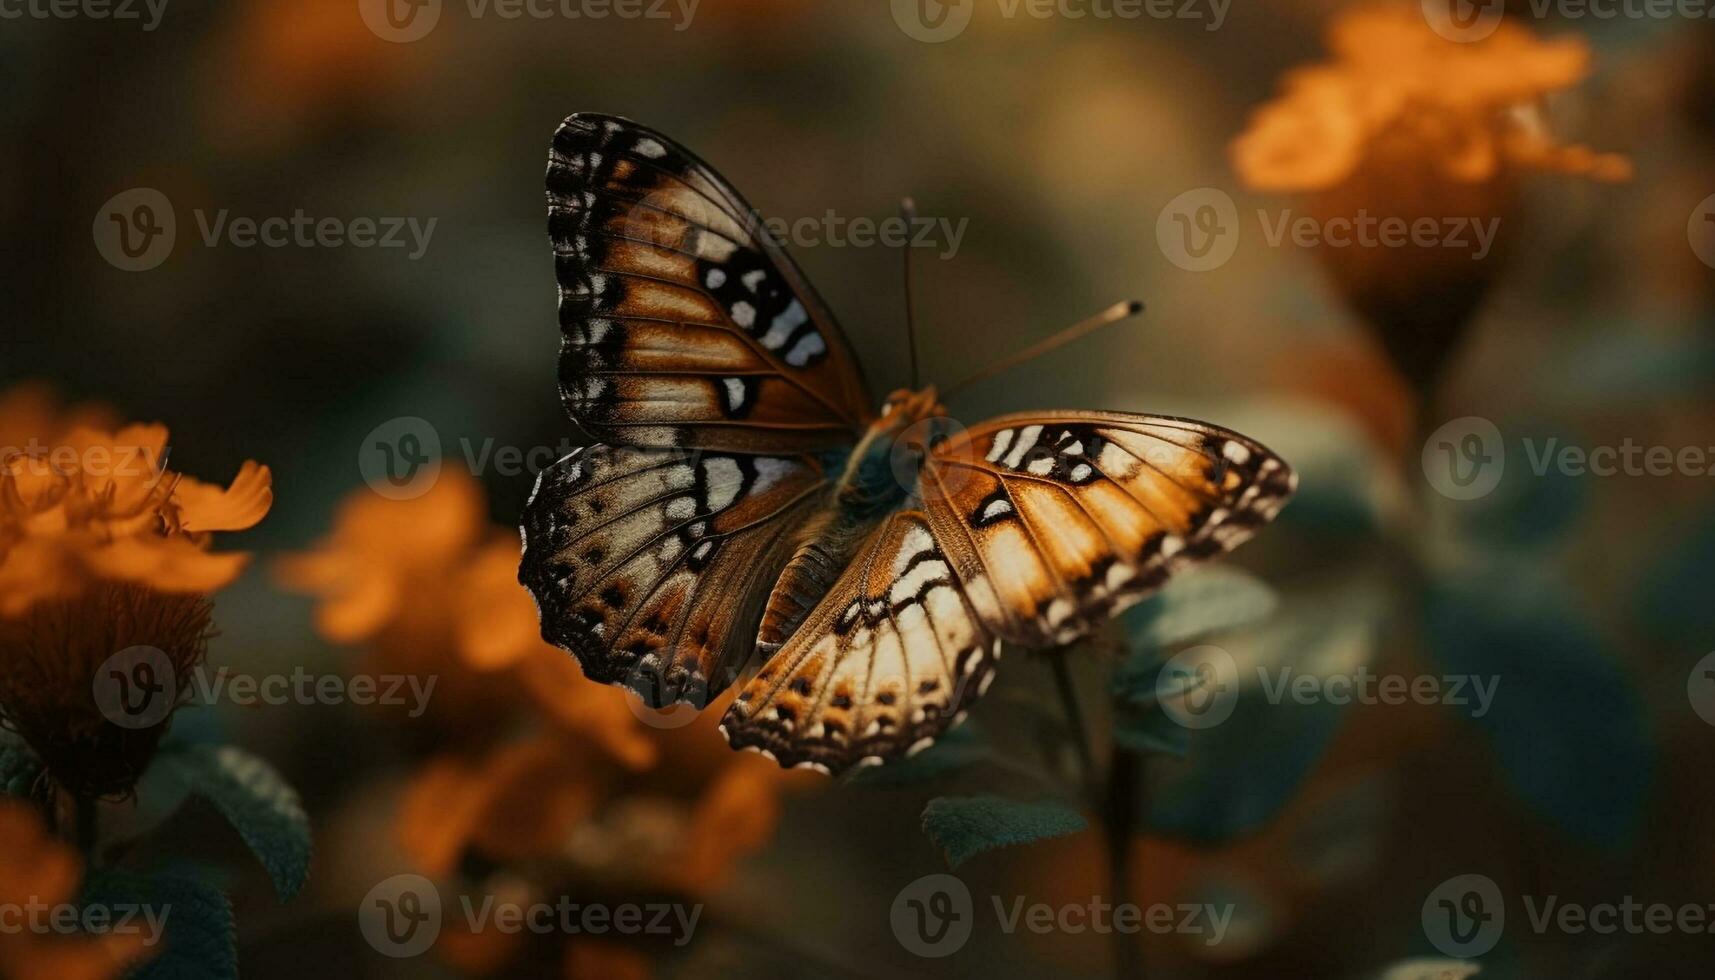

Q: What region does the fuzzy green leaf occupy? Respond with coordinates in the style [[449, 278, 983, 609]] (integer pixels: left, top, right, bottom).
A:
[[81, 867, 235, 980], [922, 795, 1086, 868], [156, 744, 310, 902]]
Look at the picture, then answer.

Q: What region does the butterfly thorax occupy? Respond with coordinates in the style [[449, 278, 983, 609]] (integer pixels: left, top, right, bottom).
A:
[[756, 387, 948, 652]]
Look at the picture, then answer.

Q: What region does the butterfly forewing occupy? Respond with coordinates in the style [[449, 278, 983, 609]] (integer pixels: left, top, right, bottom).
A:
[[720, 511, 1000, 774], [547, 113, 873, 453], [918, 412, 1296, 646], [520, 444, 830, 707]]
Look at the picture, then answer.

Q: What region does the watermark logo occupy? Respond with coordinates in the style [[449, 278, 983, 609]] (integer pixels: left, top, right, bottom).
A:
[[1423, 874, 1505, 959], [1156, 645, 1240, 729], [360, 874, 443, 958], [1689, 193, 1715, 270], [1422, 417, 1505, 501], [93, 646, 177, 730], [359, 417, 444, 500], [891, 0, 976, 41], [1157, 188, 1239, 273], [890, 874, 974, 957], [94, 188, 175, 272], [1421, 0, 1504, 42], [1689, 651, 1715, 726], [359, 0, 442, 42]]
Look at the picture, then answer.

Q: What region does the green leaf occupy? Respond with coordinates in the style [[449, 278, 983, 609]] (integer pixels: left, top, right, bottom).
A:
[[921, 795, 1086, 868], [81, 867, 235, 980], [1425, 565, 1652, 847], [1112, 700, 1191, 758], [1118, 566, 1278, 659], [0, 733, 42, 799], [848, 723, 990, 786], [1142, 584, 1381, 845], [156, 744, 311, 901]]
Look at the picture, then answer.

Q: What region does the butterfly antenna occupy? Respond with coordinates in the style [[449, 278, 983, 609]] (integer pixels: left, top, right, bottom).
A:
[[900, 196, 921, 390], [942, 299, 1146, 398]]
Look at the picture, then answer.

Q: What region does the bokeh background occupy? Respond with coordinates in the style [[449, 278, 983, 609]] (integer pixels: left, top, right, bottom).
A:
[[4, 0, 1715, 977]]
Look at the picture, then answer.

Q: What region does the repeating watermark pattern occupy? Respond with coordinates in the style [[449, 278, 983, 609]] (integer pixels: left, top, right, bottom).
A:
[[93, 647, 436, 728], [1423, 416, 1715, 500], [1424, 874, 1715, 959], [1155, 647, 1499, 729], [0, 0, 167, 29], [889, 873, 1233, 957], [1156, 188, 1500, 273], [1689, 651, 1715, 727], [1423, 0, 1715, 43], [94, 190, 436, 271], [1689, 194, 1715, 270], [0, 899, 170, 946], [359, 0, 698, 43], [890, 0, 1229, 42], [359, 875, 700, 958]]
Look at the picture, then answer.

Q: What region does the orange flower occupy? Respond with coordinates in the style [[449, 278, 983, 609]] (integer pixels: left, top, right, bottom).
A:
[[0, 386, 272, 617], [275, 470, 657, 763], [1232, 6, 1631, 193], [1229, 8, 1629, 395], [0, 802, 151, 980], [0, 386, 271, 798]]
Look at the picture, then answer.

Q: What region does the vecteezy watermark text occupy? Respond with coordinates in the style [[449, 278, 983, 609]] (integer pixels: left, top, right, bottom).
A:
[[1422, 416, 1715, 500], [0, 899, 169, 946], [1152, 646, 1499, 730], [1156, 189, 1500, 273], [889, 874, 1232, 957], [1423, 0, 1715, 43], [94, 647, 436, 729], [890, 0, 1230, 43], [1423, 874, 1715, 959], [359, 0, 699, 43], [94, 189, 436, 272], [0, 0, 166, 29], [358, 874, 700, 958]]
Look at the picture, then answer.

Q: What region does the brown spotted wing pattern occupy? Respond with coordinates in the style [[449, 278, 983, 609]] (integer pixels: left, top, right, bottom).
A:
[[547, 113, 873, 453]]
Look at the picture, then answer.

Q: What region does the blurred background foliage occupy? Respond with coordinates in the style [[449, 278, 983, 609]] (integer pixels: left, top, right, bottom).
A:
[[4, 0, 1715, 977]]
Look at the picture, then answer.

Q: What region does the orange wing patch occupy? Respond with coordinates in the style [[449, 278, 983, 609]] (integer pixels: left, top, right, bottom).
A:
[[921, 413, 1295, 646]]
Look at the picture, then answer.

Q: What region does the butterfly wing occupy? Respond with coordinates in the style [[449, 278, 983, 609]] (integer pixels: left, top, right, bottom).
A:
[[720, 511, 999, 774], [519, 444, 831, 707], [918, 412, 1296, 645], [547, 113, 873, 453], [719, 412, 1294, 773]]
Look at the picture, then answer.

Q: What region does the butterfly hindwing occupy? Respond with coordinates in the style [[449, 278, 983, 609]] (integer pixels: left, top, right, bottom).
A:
[[720, 511, 999, 775], [519, 443, 830, 707], [918, 412, 1296, 646], [547, 113, 873, 453]]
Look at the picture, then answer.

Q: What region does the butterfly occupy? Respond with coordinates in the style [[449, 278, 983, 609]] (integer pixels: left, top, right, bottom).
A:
[[519, 113, 1296, 776]]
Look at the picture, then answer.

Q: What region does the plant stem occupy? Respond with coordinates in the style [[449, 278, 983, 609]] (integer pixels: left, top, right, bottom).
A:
[[1049, 654, 1095, 791], [1106, 745, 1144, 980]]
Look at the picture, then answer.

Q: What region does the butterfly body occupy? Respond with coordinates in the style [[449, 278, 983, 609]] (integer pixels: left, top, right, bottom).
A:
[[521, 113, 1297, 775]]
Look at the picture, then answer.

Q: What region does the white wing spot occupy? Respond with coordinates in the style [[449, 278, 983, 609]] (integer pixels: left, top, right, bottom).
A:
[[784, 332, 826, 367], [731, 301, 756, 329]]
